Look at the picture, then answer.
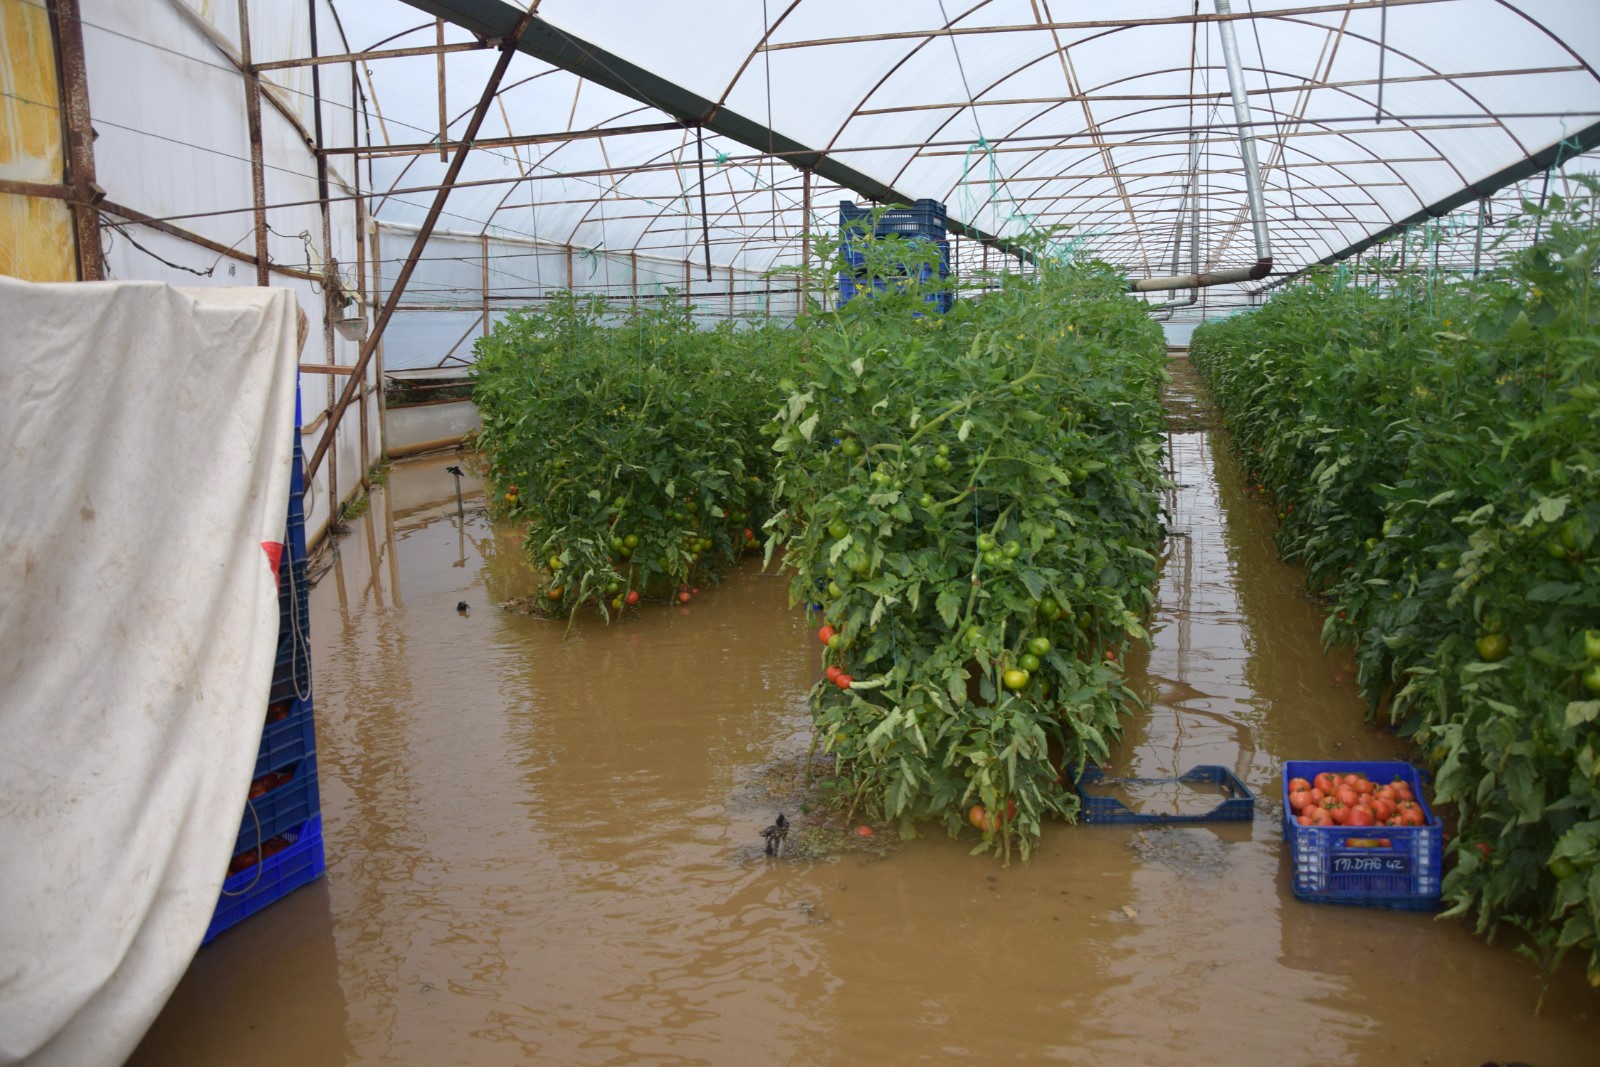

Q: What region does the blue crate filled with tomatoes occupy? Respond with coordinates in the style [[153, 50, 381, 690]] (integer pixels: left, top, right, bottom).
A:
[[208, 395, 325, 940], [1281, 760, 1442, 910], [205, 815, 325, 943]]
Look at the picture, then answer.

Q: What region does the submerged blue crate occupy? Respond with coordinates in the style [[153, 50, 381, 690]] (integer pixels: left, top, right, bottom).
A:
[[1281, 760, 1441, 910], [205, 815, 325, 943], [1075, 764, 1255, 825], [253, 695, 316, 779], [233, 756, 320, 857]]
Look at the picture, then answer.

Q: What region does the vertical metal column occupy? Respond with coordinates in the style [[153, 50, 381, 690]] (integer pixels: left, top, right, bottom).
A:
[[48, 0, 103, 281], [236, 0, 269, 286], [799, 169, 811, 316], [481, 234, 491, 336]]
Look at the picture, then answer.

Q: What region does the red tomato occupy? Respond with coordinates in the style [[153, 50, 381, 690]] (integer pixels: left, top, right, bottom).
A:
[[1399, 807, 1426, 827], [835, 674, 853, 690], [1336, 786, 1360, 807], [1346, 806, 1376, 828], [1371, 798, 1396, 822], [855, 825, 875, 837], [1288, 777, 1311, 793], [1308, 787, 1325, 806], [678, 591, 692, 604], [1355, 779, 1375, 796], [825, 665, 843, 684], [1473, 842, 1492, 860], [1308, 807, 1333, 826], [1289, 788, 1312, 813], [818, 625, 836, 646], [968, 804, 990, 832], [1298, 813, 1314, 826], [625, 590, 640, 605], [1391, 779, 1414, 802], [1375, 785, 1397, 804], [1326, 801, 1349, 825], [1313, 772, 1339, 794]]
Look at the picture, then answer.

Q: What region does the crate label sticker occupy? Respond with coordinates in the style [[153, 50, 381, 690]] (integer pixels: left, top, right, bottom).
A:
[[1331, 854, 1411, 874]]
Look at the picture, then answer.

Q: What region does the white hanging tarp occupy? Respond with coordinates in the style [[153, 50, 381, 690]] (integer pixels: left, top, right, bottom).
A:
[[0, 279, 301, 1067]]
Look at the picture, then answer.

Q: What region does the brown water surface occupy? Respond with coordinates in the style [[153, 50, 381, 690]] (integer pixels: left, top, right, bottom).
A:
[[130, 361, 1597, 1065]]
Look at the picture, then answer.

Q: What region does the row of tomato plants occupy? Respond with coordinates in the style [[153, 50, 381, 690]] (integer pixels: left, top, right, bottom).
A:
[[1190, 186, 1600, 985], [472, 293, 804, 616], [766, 250, 1168, 860]]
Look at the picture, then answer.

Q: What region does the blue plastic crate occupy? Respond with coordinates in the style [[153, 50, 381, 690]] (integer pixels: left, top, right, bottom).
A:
[[1281, 760, 1441, 910], [1075, 764, 1255, 825], [267, 625, 313, 705], [253, 695, 316, 779], [232, 756, 320, 857], [205, 815, 325, 943]]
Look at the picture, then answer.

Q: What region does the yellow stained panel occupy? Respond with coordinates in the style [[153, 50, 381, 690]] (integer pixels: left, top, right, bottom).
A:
[[1, 0, 74, 281]]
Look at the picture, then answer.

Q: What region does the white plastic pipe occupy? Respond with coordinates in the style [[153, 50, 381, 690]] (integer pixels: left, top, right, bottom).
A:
[[1213, 0, 1272, 269]]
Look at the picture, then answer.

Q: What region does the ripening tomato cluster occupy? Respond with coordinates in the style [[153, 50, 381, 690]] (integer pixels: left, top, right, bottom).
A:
[[1288, 771, 1428, 828], [818, 623, 854, 690]]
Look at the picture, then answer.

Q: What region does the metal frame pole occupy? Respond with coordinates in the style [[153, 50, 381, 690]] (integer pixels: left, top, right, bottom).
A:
[[306, 5, 538, 482]]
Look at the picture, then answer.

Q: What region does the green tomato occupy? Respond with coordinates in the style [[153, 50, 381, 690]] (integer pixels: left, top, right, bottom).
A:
[[623, 534, 640, 549], [936, 443, 950, 457], [1559, 520, 1581, 552], [1019, 653, 1042, 672], [932, 455, 952, 472], [870, 470, 892, 488], [828, 634, 843, 651], [965, 625, 984, 647], [1037, 596, 1058, 620], [1476, 633, 1510, 662], [1585, 630, 1600, 660], [841, 439, 862, 458], [1002, 668, 1030, 691], [1003, 540, 1021, 559], [1027, 636, 1052, 657], [976, 533, 997, 552], [1548, 538, 1572, 560], [1549, 856, 1579, 880], [827, 518, 848, 539], [1585, 664, 1600, 695], [919, 493, 936, 509], [982, 549, 1005, 567], [610, 536, 625, 552], [848, 552, 871, 577], [828, 580, 844, 599], [605, 581, 621, 595]]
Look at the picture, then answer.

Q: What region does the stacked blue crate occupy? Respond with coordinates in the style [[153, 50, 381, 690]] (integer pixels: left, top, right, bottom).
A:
[[206, 403, 325, 943], [838, 200, 952, 313]]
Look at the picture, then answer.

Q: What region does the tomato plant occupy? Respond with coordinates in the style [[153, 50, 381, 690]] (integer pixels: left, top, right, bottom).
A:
[[1196, 183, 1600, 987], [473, 293, 802, 621], [769, 236, 1166, 861]]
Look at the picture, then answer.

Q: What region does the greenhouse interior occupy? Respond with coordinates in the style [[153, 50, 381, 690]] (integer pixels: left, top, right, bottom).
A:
[[4, 0, 1600, 1063]]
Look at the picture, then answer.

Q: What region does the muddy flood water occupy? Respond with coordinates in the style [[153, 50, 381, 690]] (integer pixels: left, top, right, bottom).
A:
[[132, 360, 1598, 1065]]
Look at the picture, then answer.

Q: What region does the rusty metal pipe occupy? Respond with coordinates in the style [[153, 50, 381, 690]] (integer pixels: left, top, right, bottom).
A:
[[1131, 263, 1269, 292]]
